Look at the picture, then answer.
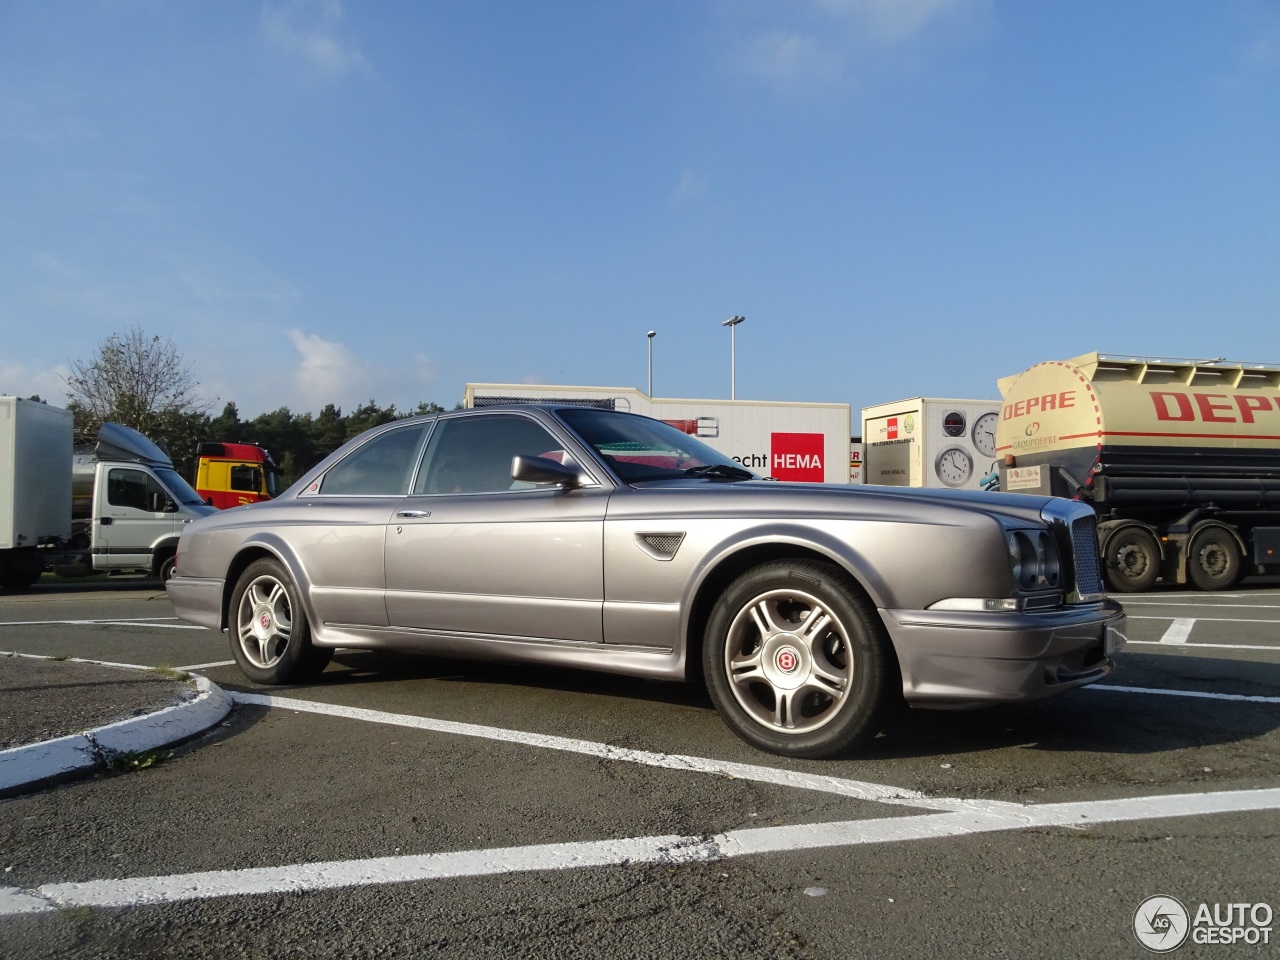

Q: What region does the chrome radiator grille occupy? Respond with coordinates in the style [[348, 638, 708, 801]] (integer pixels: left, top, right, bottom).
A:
[[1070, 512, 1105, 598]]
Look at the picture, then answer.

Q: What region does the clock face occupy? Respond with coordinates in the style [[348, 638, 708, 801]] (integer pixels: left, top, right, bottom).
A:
[[971, 412, 999, 458], [935, 446, 973, 488]]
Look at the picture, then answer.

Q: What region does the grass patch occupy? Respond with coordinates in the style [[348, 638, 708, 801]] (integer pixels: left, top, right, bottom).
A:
[[150, 665, 193, 683], [109, 749, 174, 773]]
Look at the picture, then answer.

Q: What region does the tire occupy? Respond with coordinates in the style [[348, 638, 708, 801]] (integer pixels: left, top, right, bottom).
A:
[[702, 559, 895, 759], [158, 554, 177, 583], [1186, 527, 1242, 591], [1102, 526, 1160, 593], [0, 568, 41, 590], [229, 558, 333, 684]]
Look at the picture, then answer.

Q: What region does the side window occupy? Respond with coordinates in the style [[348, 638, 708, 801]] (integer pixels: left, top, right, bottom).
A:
[[107, 469, 169, 512], [107, 469, 150, 511], [320, 425, 429, 496], [230, 465, 261, 492], [415, 415, 568, 495]]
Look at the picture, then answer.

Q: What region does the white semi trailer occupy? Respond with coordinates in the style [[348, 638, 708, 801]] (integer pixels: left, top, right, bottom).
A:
[[0, 397, 216, 589], [463, 384, 853, 483]]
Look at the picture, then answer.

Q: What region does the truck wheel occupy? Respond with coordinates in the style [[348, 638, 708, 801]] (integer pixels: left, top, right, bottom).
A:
[[1187, 527, 1242, 591], [229, 558, 333, 684], [158, 555, 177, 582], [1103, 527, 1160, 592], [703, 560, 894, 759], [0, 569, 41, 590]]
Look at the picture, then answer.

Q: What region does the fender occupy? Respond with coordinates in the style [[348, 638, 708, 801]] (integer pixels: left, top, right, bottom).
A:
[[220, 533, 316, 634]]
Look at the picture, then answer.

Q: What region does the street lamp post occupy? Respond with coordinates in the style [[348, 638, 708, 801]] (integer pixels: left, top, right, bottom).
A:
[[646, 330, 656, 396], [721, 315, 745, 399]]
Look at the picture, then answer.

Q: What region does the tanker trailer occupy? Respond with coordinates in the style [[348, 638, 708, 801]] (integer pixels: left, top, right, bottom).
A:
[[995, 352, 1280, 592]]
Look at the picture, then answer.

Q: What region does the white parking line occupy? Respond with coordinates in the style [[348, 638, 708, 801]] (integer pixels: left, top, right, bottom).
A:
[[2, 668, 1279, 917], [1, 652, 160, 672], [174, 660, 236, 671], [1119, 599, 1280, 607], [1158, 618, 1194, 643], [1087, 684, 1280, 705], [0, 617, 205, 630], [231, 692, 972, 811], [1118, 592, 1280, 602], [1127, 614, 1280, 624], [5, 787, 1278, 915], [1127, 640, 1280, 652]]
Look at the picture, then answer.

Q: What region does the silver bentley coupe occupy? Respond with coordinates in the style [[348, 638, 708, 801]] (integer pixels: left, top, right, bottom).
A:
[[167, 405, 1126, 758]]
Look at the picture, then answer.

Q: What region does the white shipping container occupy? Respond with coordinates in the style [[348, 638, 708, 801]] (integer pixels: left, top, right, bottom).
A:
[[464, 384, 852, 483], [0, 397, 73, 550], [861, 397, 1000, 490]]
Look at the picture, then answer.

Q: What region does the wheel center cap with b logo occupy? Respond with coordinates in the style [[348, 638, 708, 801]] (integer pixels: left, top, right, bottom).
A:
[[775, 647, 800, 674]]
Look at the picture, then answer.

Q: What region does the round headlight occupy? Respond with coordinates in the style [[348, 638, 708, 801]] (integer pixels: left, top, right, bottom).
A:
[[1036, 530, 1061, 588], [1008, 532, 1036, 588], [1008, 530, 1061, 590]]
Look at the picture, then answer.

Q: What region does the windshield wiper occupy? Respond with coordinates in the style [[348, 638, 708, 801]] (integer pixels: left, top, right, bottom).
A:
[[683, 463, 755, 480]]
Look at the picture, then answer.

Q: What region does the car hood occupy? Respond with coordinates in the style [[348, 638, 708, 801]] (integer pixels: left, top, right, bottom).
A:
[[625, 478, 1056, 525]]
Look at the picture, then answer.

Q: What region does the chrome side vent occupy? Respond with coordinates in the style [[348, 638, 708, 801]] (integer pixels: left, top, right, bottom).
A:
[[636, 532, 685, 561]]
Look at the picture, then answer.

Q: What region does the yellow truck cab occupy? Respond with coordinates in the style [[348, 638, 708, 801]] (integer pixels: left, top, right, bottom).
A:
[[194, 442, 278, 509]]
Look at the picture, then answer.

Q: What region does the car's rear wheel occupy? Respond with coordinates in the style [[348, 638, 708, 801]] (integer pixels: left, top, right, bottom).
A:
[[703, 560, 895, 758], [229, 558, 333, 684]]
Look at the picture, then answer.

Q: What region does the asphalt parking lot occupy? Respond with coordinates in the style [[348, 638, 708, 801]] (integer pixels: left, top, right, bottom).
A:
[[1, 579, 1278, 959]]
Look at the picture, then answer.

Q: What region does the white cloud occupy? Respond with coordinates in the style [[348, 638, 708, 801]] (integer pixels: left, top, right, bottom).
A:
[[815, 0, 976, 44], [670, 169, 709, 204], [281, 329, 441, 414], [261, 0, 367, 76], [286, 328, 378, 408], [723, 0, 988, 90], [741, 29, 845, 86], [0, 362, 71, 403]]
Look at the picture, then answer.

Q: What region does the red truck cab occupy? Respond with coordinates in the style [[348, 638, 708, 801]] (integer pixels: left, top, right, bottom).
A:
[[194, 442, 279, 508]]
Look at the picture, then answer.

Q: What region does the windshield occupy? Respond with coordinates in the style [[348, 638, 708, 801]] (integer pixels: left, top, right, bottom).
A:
[[558, 408, 758, 483], [155, 467, 208, 506]]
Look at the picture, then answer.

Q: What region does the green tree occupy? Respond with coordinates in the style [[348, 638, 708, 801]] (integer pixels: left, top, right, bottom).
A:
[[207, 401, 243, 442], [345, 399, 399, 439], [310, 403, 347, 460]]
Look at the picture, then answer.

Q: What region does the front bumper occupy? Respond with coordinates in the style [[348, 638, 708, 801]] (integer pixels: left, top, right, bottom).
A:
[[165, 575, 226, 632], [882, 598, 1126, 707]]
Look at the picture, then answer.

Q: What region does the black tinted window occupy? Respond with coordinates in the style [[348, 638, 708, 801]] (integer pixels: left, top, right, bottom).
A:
[[416, 415, 566, 495], [320, 425, 428, 496]]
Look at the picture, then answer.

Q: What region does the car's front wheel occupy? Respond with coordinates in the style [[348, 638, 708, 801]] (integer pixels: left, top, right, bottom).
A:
[[703, 560, 895, 758], [229, 558, 333, 684]]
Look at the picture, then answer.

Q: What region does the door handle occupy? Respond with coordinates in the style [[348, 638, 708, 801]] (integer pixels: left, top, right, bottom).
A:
[[99, 517, 113, 526], [395, 510, 432, 519]]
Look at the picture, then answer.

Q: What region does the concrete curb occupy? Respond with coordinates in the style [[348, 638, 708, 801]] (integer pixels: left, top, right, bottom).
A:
[[0, 675, 233, 796]]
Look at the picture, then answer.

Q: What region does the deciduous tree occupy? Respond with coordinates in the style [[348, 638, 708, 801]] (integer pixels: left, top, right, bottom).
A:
[[65, 325, 209, 443]]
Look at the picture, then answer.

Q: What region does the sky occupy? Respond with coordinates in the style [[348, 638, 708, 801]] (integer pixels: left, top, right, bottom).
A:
[[2, 1, 1279, 421]]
